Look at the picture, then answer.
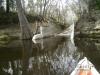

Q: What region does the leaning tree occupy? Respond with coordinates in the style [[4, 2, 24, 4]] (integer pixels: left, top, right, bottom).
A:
[[16, 0, 33, 39]]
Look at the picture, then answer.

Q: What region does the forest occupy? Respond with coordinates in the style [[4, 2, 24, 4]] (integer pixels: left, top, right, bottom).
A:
[[0, 0, 100, 40]]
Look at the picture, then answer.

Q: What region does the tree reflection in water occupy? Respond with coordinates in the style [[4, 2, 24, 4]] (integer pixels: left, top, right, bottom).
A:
[[0, 37, 83, 75], [0, 38, 100, 75], [28, 36, 81, 75]]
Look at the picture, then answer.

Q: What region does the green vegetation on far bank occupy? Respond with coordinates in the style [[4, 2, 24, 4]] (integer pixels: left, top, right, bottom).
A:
[[76, 29, 100, 38], [0, 11, 42, 25]]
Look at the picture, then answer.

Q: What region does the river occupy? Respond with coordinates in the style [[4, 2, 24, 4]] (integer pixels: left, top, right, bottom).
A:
[[0, 36, 100, 75]]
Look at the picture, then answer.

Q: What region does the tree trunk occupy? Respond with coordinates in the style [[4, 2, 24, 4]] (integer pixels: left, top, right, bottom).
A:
[[43, 0, 49, 16], [6, 0, 10, 13], [21, 0, 25, 11], [0, 0, 3, 7], [16, 0, 33, 39]]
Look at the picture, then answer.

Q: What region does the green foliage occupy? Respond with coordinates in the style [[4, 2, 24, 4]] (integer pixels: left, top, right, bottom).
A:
[[95, 0, 100, 9], [0, 12, 18, 25], [0, 12, 37, 25], [91, 0, 100, 10]]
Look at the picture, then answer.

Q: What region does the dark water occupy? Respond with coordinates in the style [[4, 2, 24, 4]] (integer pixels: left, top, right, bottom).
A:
[[0, 36, 100, 75]]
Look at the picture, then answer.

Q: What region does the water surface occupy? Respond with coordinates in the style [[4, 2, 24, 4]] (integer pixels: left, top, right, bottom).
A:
[[0, 36, 100, 75]]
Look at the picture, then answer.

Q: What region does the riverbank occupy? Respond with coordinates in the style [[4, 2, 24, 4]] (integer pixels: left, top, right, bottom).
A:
[[76, 28, 100, 38], [0, 24, 20, 46], [1, 24, 100, 41]]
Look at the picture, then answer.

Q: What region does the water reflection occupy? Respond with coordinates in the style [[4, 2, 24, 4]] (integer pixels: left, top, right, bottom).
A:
[[75, 38, 100, 71], [0, 37, 100, 75], [21, 40, 33, 75], [29, 37, 80, 75]]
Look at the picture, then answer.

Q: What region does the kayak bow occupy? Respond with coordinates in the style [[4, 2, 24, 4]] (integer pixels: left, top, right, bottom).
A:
[[71, 57, 100, 75]]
